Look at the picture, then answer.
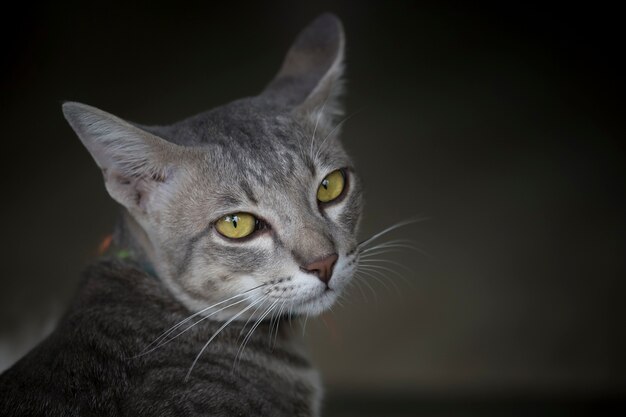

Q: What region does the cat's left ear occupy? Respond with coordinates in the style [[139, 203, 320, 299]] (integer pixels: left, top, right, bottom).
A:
[[62, 102, 184, 215], [262, 13, 345, 125]]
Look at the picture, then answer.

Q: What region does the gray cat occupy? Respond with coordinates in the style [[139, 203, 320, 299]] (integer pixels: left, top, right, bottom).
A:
[[0, 13, 368, 416]]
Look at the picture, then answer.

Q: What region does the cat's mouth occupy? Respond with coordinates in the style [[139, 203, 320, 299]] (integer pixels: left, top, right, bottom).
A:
[[293, 288, 337, 315], [305, 288, 333, 301]]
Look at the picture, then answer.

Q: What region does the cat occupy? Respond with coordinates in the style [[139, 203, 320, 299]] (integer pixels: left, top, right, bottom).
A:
[[0, 13, 369, 417]]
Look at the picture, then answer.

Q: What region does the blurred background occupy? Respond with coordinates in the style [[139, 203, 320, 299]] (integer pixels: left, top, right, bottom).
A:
[[2, 1, 624, 415]]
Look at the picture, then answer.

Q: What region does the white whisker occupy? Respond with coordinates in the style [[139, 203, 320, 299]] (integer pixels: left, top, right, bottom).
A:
[[271, 299, 289, 349], [358, 218, 427, 248], [233, 298, 281, 370], [301, 312, 310, 337], [138, 284, 265, 355], [353, 273, 379, 302], [356, 268, 398, 294], [358, 258, 413, 274], [357, 263, 410, 289], [313, 110, 359, 162], [238, 295, 270, 338], [360, 240, 418, 254], [309, 100, 328, 160], [185, 297, 265, 381], [345, 276, 369, 302], [131, 294, 258, 358]]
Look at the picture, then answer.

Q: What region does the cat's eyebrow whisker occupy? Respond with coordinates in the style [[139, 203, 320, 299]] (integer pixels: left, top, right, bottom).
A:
[[185, 296, 266, 381], [308, 99, 328, 160], [139, 284, 266, 355], [313, 110, 360, 162], [358, 218, 428, 248]]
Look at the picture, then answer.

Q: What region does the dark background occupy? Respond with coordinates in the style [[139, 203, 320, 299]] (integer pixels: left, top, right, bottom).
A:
[[2, 1, 625, 415]]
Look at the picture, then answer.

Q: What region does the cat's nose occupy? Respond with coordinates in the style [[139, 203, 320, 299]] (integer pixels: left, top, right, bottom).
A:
[[301, 253, 338, 285]]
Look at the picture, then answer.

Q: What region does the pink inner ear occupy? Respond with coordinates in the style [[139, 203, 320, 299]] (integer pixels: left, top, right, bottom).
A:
[[102, 167, 168, 214]]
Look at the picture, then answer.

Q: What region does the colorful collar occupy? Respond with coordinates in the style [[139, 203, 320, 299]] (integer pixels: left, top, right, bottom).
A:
[[98, 234, 158, 278]]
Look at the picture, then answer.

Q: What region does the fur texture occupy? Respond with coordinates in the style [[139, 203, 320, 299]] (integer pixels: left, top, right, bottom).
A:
[[0, 13, 362, 416], [0, 261, 321, 416]]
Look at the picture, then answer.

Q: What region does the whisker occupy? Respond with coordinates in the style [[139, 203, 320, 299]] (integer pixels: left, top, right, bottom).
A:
[[362, 243, 431, 259], [355, 268, 398, 295], [359, 248, 414, 259], [268, 299, 284, 346], [288, 307, 294, 331], [131, 295, 258, 358], [359, 245, 424, 260], [333, 296, 346, 309], [232, 295, 271, 369], [359, 240, 419, 254], [358, 218, 427, 248], [185, 297, 264, 381], [353, 273, 379, 302], [346, 277, 369, 302], [309, 100, 328, 160], [357, 263, 411, 288], [139, 284, 265, 355], [358, 258, 413, 274], [238, 295, 270, 338], [313, 110, 360, 162], [301, 312, 310, 337], [233, 298, 281, 370], [271, 299, 289, 349]]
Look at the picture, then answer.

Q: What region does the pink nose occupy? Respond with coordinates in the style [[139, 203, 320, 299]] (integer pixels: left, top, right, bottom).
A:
[[301, 253, 338, 285]]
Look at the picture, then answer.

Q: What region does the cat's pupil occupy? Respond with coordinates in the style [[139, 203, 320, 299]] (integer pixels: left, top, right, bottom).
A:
[[322, 179, 329, 189], [232, 216, 238, 228]]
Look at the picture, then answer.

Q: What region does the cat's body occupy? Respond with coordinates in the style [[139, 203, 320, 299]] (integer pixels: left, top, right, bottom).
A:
[[0, 261, 320, 416], [0, 13, 361, 416]]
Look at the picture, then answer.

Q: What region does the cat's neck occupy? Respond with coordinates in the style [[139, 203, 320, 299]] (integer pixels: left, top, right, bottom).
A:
[[112, 210, 157, 270]]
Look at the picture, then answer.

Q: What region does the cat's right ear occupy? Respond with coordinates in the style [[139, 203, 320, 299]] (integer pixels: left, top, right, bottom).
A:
[[262, 13, 345, 125], [62, 102, 183, 214]]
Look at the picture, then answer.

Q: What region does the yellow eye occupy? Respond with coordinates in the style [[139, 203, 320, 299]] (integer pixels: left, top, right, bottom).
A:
[[317, 169, 345, 203], [215, 213, 257, 239]]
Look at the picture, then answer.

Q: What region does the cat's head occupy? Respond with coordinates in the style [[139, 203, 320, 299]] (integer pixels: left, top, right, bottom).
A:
[[63, 14, 362, 318]]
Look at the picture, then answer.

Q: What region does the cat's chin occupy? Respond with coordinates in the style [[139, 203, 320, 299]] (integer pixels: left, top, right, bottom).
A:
[[292, 289, 339, 316]]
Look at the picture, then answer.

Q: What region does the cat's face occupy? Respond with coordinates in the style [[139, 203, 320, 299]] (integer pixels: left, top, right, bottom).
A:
[[63, 14, 363, 318], [154, 105, 362, 316]]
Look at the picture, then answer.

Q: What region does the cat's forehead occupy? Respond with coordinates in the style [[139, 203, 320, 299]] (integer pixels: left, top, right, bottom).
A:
[[157, 98, 300, 146], [155, 98, 349, 184]]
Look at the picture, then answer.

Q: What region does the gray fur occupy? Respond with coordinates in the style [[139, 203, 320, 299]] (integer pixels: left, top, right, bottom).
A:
[[0, 13, 363, 416], [1, 261, 321, 416]]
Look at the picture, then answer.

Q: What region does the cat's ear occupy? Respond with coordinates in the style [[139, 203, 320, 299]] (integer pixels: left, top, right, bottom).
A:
[[263, 13, 345, 123], [62, 102, 182, 214]]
